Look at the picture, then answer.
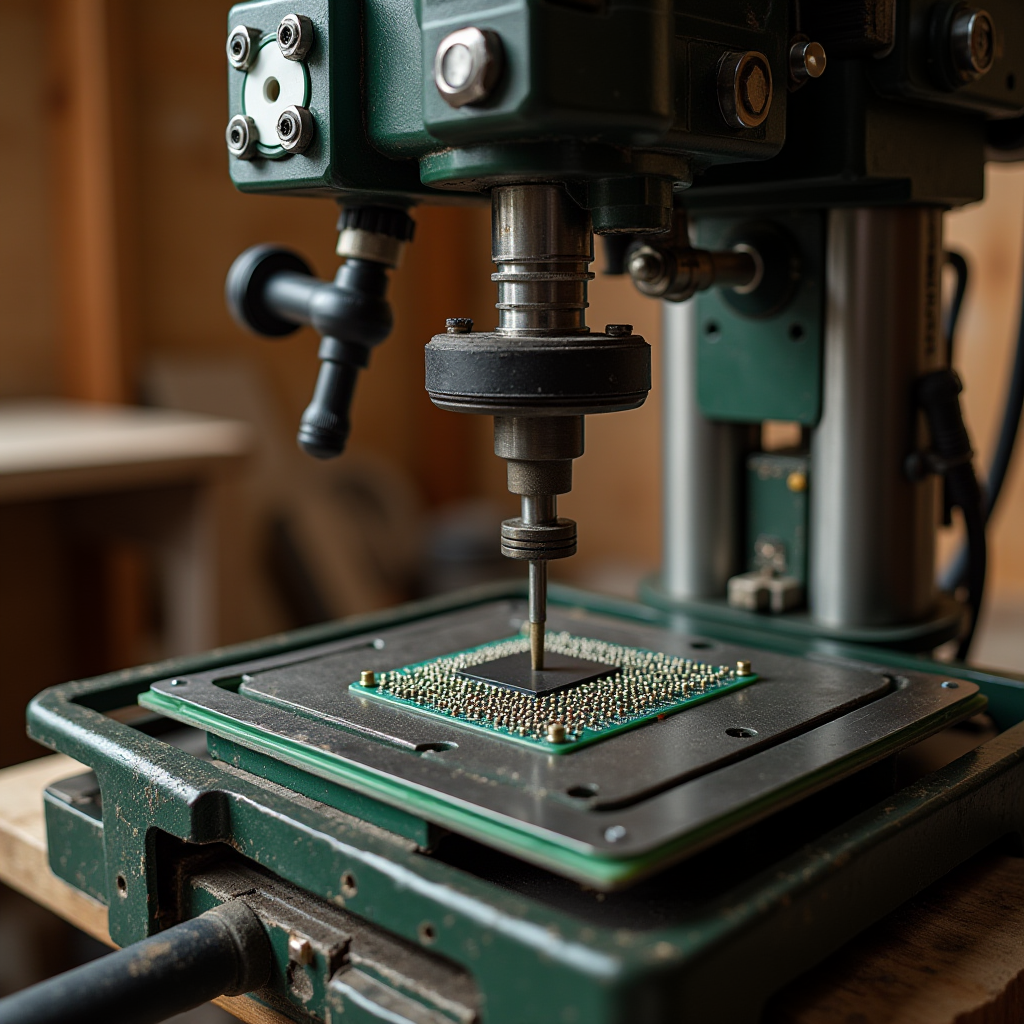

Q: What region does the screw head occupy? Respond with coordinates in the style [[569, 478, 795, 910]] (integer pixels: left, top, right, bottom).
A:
[[604, 825, 628, 843], [628, 247, 666, 284], [446, 317, 474, 334], [225, 114, 260, 160], [434, 27, 504, 108], [950, 8, 995, 81], [276, 105, 314, 153], [226, 25, 261, 71], [789, 40, 826, 83], [277, 13, 314, 61], [605, 324, 633, 338], [718, 51, 774, 129]]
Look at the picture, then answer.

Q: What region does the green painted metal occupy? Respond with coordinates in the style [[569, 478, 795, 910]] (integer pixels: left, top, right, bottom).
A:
[[746, 453, 809, 584], [43, 791, 106, 902], [27, 582, 1024, 1022], [206, 735, 440, 847], [694, 211, 825, 425]]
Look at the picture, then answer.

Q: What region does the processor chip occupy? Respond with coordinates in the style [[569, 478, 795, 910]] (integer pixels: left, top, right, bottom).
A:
[[350, 632, 758, 753]]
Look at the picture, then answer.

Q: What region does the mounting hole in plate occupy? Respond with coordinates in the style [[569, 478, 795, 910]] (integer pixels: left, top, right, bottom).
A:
[[726, 727, 758, 739], [415, 742, 458, 753], [567, 784, 600, 799]]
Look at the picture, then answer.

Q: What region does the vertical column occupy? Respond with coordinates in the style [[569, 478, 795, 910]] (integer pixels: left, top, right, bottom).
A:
[[661, 299, 743, 600], [809, 207, 943, 628]]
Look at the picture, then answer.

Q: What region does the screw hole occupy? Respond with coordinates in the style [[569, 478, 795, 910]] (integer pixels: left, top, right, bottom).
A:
[[567, 784, 600, 799], [789, 323, 805, 341], [341, 871, 358, 898], [116, 874, 127, 898], [726, 727, 758, 739], [704, 321, 721, 338], [418, 922, 437, 945], [690, 641, 713, 650], [415, 741, 458, 753], [263, 76, 281, 103]]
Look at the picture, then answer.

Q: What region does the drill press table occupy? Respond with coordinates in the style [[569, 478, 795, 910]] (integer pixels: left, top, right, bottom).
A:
[[2, 752, 1023, 1023]]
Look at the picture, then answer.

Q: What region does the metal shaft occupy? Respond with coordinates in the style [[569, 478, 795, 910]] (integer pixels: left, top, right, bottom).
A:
[[809, 207, 944, 627], [522, 493, 557, 669]]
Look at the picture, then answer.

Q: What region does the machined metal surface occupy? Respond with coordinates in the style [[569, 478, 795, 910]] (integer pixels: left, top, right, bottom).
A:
[[810, 207, 944, 629], [661, 299, 743, 600], [143, 599, 980, 877], [491, 184, 593, 337]]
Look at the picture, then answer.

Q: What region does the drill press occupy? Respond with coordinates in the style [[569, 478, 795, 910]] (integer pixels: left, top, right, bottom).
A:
[[10, 3, 1024, 1024]]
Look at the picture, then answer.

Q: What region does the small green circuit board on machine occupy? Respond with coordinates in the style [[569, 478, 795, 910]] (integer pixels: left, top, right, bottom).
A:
[[350, 632, 758, 754]]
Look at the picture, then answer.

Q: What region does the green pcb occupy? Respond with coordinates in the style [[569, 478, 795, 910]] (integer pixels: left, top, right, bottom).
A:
[[350, 632, 758, 754]]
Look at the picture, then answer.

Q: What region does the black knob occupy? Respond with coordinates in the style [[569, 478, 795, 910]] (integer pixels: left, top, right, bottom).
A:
[[225, 245, 312, 337]]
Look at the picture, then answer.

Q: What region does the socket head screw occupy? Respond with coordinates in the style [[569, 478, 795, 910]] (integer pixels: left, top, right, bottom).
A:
[[446, 318, 474, 334], [277, 14, 314, 61], [226, 25, 260, 71], [605, 324, 633, 338], [276, 105, 314, 153], [718, 51, 773, 129], [434, 27, 504, 108], [226, 114, 259, 160], [950, 8, 995, 81]]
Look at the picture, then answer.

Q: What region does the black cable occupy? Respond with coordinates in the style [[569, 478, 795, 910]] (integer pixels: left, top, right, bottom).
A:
[[940, 243, 1024, 605], [917, 370, 987, 661], [944, 250, 968, 365]]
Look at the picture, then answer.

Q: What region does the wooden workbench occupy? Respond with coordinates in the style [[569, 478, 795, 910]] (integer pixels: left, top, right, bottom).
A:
[[2, 754, 1023, 1023]]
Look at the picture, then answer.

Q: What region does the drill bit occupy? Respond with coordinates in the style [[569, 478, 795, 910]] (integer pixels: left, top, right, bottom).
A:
[[529, 559, 547, 671], [522, 494, 555, 671]]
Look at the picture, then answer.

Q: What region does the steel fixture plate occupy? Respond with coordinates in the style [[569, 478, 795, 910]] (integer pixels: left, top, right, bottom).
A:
[[141, 600, 983, 886]]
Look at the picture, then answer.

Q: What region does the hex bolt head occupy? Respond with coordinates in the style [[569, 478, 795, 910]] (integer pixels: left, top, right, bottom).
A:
[[789, 40, 826, 83], [276, 105, 314, 153], [628, 247, 666, 285], [277, 13, 314, 61], [446, 318, 474, 334], [226, 114, 260, 160], [604, 324, 633, 337], [226, 25, 261, 71], [434, 27, 504, 108], [718, 51, 774, 129], [950, 8, 995, 81]]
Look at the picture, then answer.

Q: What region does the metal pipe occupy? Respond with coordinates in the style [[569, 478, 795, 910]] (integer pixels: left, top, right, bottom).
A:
[[809, 207, 944, 628], [0, 900, 270, 1024], [661, 299, 744, 599]]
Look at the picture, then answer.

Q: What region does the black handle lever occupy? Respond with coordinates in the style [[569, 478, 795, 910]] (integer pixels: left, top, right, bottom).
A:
[[225, 206, 413, 459]]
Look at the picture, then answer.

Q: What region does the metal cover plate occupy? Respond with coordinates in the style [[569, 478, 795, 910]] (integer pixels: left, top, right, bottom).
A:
[[141, 599, 983, 888]]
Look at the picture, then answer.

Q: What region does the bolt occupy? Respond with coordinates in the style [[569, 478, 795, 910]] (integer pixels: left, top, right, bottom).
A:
[[546, 722, 567, 744], [627, 247, 665, 284], [950, 8, 995, 82], [942, 680, 960, 689], [225, 114, 259, 160], [276, 105, 314, 153], [737, 659, 752, 676], [226, 25, 260, 71], [789, 40, 826, 83], [360, 670, 377, 688], [434, 27, 504, 108], [718, 51, 774, 129], [169, 678, 189, 688], [605, 324, 633, 337], [287, 933, 314, 965], [277, 13, 314, 61], [446, 318, 474, 334]]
